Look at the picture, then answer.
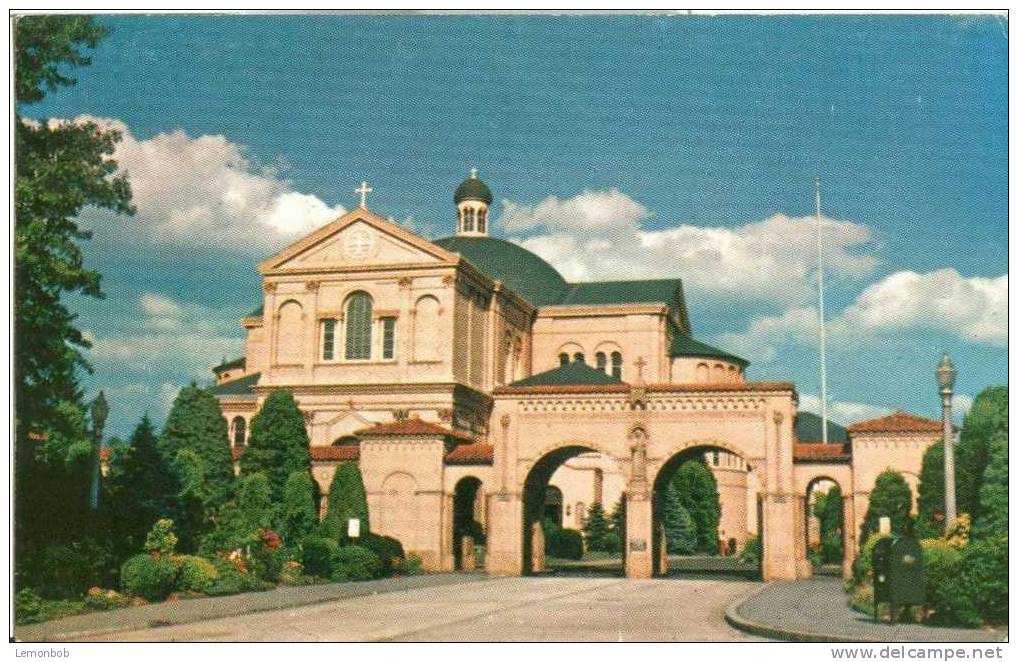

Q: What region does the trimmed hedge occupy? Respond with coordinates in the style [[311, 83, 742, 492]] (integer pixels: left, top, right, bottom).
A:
[[174, 555, 219, 593], [301, 537, 339, 578], [548, 528, 584, 560], [120, 554, 177, 601], [361, 534, 405, 575], [330, 545, 382, 581]]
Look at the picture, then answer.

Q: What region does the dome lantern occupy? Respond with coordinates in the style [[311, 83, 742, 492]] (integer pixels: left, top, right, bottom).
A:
[[454, 168, 492, 237]]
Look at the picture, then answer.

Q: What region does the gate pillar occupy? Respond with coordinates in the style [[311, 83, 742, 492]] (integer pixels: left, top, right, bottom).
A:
[[625, 491, 653, 578], [485, 492, 523, 576]]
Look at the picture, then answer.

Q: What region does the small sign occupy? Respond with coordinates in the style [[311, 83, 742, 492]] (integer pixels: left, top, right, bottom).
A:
[[348, 518, 361, 538], [878, 516, 891, 535], [629, 539, 647, 552]]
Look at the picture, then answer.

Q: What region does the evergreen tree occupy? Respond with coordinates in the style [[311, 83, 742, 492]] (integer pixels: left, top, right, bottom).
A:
[[237, 472, 275, 531], [609, 497, 626, 552], [915, 441, 946, 538], [279, 471, 318, 545], [323, 462, 370, 544], [171, 449, 208, 552], [861, 470, 913, 543], [661, 482, 697, 554], [673, 460, 721, 553], [159, 384, 235, 509], [104, 415, 174, 558], [582, 501, 613, 551], [975, 428, 1007, 537], [815, 485, 844, 563], [956, 386, 1007, 521], [240, 389, 312, 501]]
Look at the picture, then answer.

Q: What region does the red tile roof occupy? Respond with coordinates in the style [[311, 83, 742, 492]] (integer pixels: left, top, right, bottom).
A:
[[231, 445, 360, 462], [847, 410, 944, 434], [793, 443, 851, 462], [493, 380, 796, 396], [445, 443, 494, 465], [354, 418, 474, 443]]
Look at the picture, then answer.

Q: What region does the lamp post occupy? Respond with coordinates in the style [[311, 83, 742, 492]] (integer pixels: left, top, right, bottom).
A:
[[935, 354, 957, 529], [89, 391, 109, 511]]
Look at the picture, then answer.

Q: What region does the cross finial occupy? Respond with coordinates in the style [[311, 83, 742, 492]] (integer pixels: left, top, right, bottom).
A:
[[634, 356, 647, 381], [355, 181, 373, 208], [470, 167, 478, 179]]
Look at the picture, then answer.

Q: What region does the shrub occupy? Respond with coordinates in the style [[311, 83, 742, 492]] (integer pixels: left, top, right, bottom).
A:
[[248, 533, 285, 583], [547, 528, 584, 560], [174, 555, 219, 593], [144, 518, 178, 559], [848, 582, 874, 616], [15, 589, 44, 624], [28, 540, 112, 599], [361, 534, 405, 575], [280, 560, 309, 585], [737, 536, 760, 565], [301, 537, 339, 578], [582, 502, 612, 552], [921, 540, 980, 627], [851, 533, 889, 585], [240, 390, 312, 501], [960, 535, 1008, 624], [120, 553, 178, 601], [322, 462, 370, 544], [860, 470, 913, 543], [330, 545, 382, 582], [203, 557, 272, 596], [83, 587, 130, 611], [395, 553, 424, 576], [279, 471, 318, 545]]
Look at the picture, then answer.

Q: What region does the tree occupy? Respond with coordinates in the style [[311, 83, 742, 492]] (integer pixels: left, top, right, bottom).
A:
[[673, 460, 721, 553], [813, 485, 844, 563], [915, 441, 946, 538], [237, 473, 275, 531], [159, 384, 235, 510], [974, 428, 1007, 537], [860, 470, 913, 543], [582, 501, 613, 552], [279, 471, 318, 545], [104, 416, 175, 559], [956, 386, 1007, 521], [14, 15, 133, 580], [322, 462, 369, 544], [661, 482, 696, 554], [240, 389, 311, 501]]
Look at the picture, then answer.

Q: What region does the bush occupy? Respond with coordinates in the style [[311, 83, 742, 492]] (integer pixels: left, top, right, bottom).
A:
[[120, 553, 178, 601], [83, 587, 130, 611], [921, 540, 980, 627], [301, 537, 339, 578], [203, 557, 272, 596], [15, 588, 44, 624], [960, 535, 1008, 624], [330, 545, 382, 582], [851, 533, 889, 586], [144, 518, 178, 559], [174, 555, 219, 593], [361, 534, 405, 575], [737, 536, 760, 565], [395, 553, 424, 576], [28, 540, 113, 599], [547, 528, 584, 560]]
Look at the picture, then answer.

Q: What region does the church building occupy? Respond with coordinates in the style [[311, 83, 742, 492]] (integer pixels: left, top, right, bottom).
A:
[[212, 172, 944, 580]]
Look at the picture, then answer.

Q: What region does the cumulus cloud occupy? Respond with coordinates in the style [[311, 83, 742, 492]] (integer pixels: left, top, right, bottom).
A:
[[498, 189, 877, 304], [798, 394, 891, 426], [60, 115, 345, 253]]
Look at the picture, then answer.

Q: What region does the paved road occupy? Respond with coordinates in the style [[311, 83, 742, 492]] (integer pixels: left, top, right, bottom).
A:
[[79, 577, 766, 642]]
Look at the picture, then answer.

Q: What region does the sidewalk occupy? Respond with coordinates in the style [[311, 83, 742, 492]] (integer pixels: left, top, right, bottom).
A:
[[15, 573, 487, 642], [726, 577, 1008, 643]]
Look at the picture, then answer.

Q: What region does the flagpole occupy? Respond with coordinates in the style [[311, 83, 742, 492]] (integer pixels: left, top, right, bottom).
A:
[[815, 178, 829, 445]]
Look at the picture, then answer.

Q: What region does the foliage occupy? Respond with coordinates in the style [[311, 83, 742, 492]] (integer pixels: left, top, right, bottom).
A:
[[860, 470, 913, 544], [607, 498, 626, 554], [240, 389, 312, 501], [396, 554, 424, 576], [672, 460, 721, 553], [956, 386, 1007, 522], [547, 528, 584, 560], [330, 545, 383, 582], [198, 501, 259, 558], [301, 537, 340, 578], [456, 519, 486, 546], [15, 15, 108, 102], [120, 554, 177, 601], [920, 540, 980, 627], [851, 532, 889, 585], [361, 534, 406, 575], [173, 555, 219, 593], [159, 384, 236, 513], [83, 587, 130, 611], [959, 535, 1008, 624], [661, 482, 697, 554], [322, 462, 370, 544], [737, 536, 760, 566], [915, 441, 946, 538], [171, 448, 211, 552], [975, 428, 1008, 537], [23, 538, 114, 599], [813, 485, 844, 563], [237, 472, 275, 532], [204, 557, 272, 596], [944, 513, 971, 549], [143, 518, 178, 559], [582, 501, 615, 552], [247, 530, 285, 582], [15, 589, 45, 624], [279, 471, 318, 545]]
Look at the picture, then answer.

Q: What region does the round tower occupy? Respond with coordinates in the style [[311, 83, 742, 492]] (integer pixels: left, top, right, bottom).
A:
[[454, 168, 493, 236]]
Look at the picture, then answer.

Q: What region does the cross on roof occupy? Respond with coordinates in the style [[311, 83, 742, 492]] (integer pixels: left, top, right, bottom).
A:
[[470, 167, 478, 179], [355, 181, 373, 208]]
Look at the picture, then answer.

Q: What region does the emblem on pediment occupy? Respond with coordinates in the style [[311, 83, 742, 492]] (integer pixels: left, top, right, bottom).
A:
[[343, 227, 376, 261]]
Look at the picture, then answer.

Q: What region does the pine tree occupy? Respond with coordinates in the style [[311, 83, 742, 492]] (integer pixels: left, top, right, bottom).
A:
[[915, 441, 946, 538], [816, 485, 844, 563], [279, 471, 318, 545], [975, 428, 1007, 537], [240, 389, 312, 501], [237, 472, 275, 531], [861, 469, 913, 543], [582, 501, 612, 551], [673, 460, 720, 553], [956, 386, 1007, 520], [159, 384, 235, 509], [323, 462, 370, 544], [661, 482, 696, 554]]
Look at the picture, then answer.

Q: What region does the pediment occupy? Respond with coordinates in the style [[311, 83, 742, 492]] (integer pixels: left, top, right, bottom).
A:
[[259, 208, 458, 274]]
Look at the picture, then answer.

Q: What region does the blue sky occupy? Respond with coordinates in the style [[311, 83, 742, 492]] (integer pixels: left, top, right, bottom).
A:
[[26, 14, 1007, 439]]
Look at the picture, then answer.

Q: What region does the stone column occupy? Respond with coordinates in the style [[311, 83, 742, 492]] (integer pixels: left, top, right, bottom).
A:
[[530, 521, 546, 573], [460, 535, 476, 571], [794, 493, 813, 579], [760, 410, 800, 580], [625, 491, 653, 578], [485, 491, 523, 576], [842, 494, 856, 579]]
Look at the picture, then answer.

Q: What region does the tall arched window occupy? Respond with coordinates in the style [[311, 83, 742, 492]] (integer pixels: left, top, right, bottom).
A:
[[595, 351, 607, 373], [345, 292, 373, 360], [464, 208, 475, 232], [559, 353, 569, 367], [232, 416, 246, 448], [477, 208, 487, 234], [611, 351, 623, 379]]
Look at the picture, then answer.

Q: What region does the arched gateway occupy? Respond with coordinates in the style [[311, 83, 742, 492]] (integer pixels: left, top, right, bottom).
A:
[[211, 173, 944, 582]]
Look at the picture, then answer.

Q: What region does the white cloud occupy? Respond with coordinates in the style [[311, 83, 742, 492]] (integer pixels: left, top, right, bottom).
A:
[[499, 189, 877, 304], [798, 394, 891, 426], [60, 115, 345, 253]]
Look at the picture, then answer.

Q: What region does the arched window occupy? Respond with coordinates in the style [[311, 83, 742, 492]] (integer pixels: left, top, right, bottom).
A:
[[321, 318, 337, 360], [464, 208, 475, 232], [477, 208, 487, 234], [559, 353, 570, 367], [595, 351, 607, 373], [232, 417, 246, 448], [611, 351, 623, 379], [573, 352, 585, 364], [345, 292, 373, 360]]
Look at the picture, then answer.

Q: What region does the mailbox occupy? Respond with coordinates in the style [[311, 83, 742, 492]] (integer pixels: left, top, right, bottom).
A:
[[872, 534, 924, 623]]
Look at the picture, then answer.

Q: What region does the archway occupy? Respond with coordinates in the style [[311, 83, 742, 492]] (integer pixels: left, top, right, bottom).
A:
[[652, 444, 755, 578], [521, 445, 624, 576], [453, 476, 484, 570], [805, 476, 845, 575]]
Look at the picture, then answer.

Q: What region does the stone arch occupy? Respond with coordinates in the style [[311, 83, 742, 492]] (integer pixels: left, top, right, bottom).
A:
[[275, 299, 304, 365], [453, 475, 484, 570], [803, 474, 847, 569]]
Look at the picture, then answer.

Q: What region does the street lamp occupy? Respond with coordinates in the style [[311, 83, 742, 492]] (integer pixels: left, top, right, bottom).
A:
[[89, 391, 109, 511], [935, 354, 957, 529]]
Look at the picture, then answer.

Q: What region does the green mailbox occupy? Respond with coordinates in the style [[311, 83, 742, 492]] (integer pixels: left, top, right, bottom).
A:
[[872, 534, 924, 623]]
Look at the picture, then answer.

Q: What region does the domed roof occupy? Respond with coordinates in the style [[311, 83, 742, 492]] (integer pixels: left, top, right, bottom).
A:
[[453, 173, 493, 204], [433, 235, 570, 306]]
